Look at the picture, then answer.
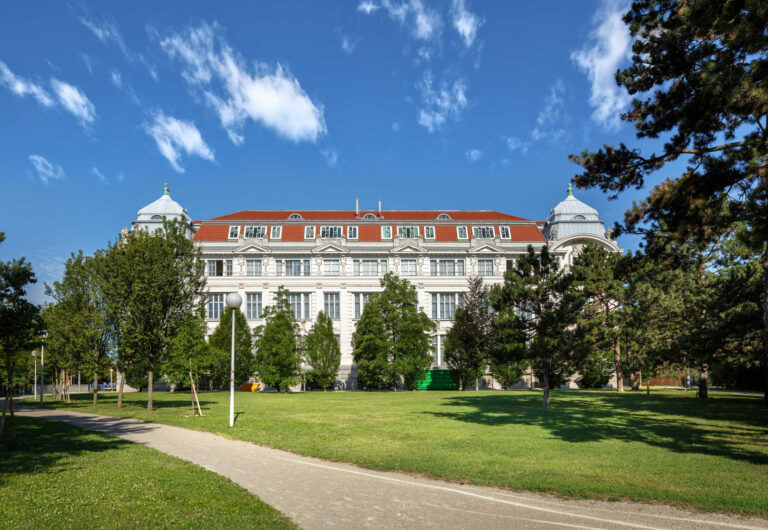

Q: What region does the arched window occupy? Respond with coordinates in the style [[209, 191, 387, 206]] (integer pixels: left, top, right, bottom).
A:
[[437, 213, 451, 220], [288, 213, 303, 220], [151, 215, 163, 220], [572, 215, 586, 220], [364, 213, 376, 219]]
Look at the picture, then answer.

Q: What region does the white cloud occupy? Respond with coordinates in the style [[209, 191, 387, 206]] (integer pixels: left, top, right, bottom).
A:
[[505, 136, 528, 154], [144, 111, 214, 173], [322, 148, 339, 167], [409, 0, 441, 41], [451, 0, 482, 47], [51, 79, 97, 124], [160, 23, 326, 145], [341, 36, 357, 54], [0, 61, 54, 107], [465, 148, 482, 161], [358, 1, 379, 14], [392, 121, 400, 132], [80, 53, 94, 74], [110, 69, 122, 88], [531, 79, 566, 141], [29, 155, 65, 184], [91, 167, 107, 182], [80, 17, 130, 57], [571, 0, 632, 130], [416, 71, 467, 132]]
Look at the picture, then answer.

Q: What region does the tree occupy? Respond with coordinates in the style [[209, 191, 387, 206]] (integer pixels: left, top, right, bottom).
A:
[[569, 0, 768, 402], [352, 273, 436, 390], [444, 277, 491, 390], [165, 307, 212, 391], [304, 312, 341, 390], [208, 306, 253, 388], [571, 244, 627, 391], [100, 219, 204, 410], [253, 288, 301, 392], [491, 245, 587, 407], [0, 233, 41, 449]]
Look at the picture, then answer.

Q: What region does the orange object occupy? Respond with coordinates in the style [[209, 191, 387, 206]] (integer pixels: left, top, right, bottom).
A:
[[240, 383, 259, 392]]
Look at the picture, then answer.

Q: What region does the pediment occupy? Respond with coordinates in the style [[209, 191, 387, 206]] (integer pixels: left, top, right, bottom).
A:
[[468, 243, 503, 254], [391, 243, 427, 254], [234, 243, 271, 254], [312, 242, 349, 254]]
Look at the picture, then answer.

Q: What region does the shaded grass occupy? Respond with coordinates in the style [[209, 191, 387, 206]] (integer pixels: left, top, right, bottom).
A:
[[26, 389, 768, 516], [0, 416, 295, 529]]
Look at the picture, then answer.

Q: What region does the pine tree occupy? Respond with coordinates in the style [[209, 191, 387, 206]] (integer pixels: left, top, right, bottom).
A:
[[491, 245, 587, 407], [253, 287, 301, 392], [304, 312, 341, 390], [444, 277, 491, 390], [351, 295, 389, 389]]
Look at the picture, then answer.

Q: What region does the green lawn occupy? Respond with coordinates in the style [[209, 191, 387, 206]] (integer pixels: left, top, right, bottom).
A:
[[26, 389, 768, 516], [0, 416, 295, 529]]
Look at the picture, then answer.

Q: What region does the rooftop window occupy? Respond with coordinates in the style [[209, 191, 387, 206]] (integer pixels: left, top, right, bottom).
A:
[[437, 213, 451, 220]]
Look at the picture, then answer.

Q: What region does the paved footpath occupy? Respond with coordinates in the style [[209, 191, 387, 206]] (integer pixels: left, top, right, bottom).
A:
[[16, 406, 768, 530]]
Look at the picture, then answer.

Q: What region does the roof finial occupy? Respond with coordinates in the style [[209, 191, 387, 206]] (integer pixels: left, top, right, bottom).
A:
[[567, 182, 573, 197], [163, 182, 170, 196]]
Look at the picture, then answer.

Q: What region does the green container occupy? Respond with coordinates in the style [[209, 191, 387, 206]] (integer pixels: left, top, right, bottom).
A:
[[416, 369, 459, 390]]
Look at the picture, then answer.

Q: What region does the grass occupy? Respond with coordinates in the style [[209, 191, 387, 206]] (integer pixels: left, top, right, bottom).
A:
[[25, 389, 768, 517], [0, 416, 296, 529]]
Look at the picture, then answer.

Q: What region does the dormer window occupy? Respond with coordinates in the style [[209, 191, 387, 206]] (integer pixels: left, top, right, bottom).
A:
[[381, 226, 392, 239], [499, 226, 511, 239], [437, 213, 451, 220], [347, 226, 358, 239], [573, 215, 586, 220], [472, 226, 495, 239], [320, 226, 343, 238], [397, 226, 419, 238], [288, 213, 303, 220], [228, 225, 240, 239], [457, 226, 468, 239], [304, 226, 316, 239], [270, 226, 282, 240], [424, 226, 435, 239], [151, 215, 163, 220], [244, 226, 266, 238], [364, 213, 377, 220]]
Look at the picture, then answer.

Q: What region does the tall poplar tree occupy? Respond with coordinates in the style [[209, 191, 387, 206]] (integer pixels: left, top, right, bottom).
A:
[[253, 287, 301, 392], [304, 311, 341, 390], [209, 306, 254, 387]]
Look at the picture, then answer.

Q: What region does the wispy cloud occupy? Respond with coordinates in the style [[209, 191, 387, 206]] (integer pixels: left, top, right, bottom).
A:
[[29, 154, 65, 184], [358, 1, 379, 14], [91, 167, 107, 182], [51, 79, 97, 125], [110, 69, 122, 88], [465, 148, 482, 161], [80, 16, 158, 80], [505, 136, 529, 154], [361, 1, 442, 42], [341, 36, 357, 55], [451, 0, 482, 47], [0, 60, 54, 107], [160, 22, 326, 145], [144, 111, 214, 173], [322, 148, 339, 167], [80, 53, 94, 74], [531, 79, 566, 141], [571, 0, 631, 130], [416, 71, 467, 132]]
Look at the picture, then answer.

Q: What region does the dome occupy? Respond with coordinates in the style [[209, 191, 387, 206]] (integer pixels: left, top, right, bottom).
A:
[[136, 183, 188, 221], [548, 183, 598, 221], [543, 183, 607, 241]]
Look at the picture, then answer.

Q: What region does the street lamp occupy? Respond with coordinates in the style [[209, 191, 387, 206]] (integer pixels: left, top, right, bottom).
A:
[[40, 332, 46, 405], [225, 292, 242, 428], [32, 351, 37, 399]]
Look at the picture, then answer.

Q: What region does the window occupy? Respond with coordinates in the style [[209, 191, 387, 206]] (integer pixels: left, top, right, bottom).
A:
[[354, 292, 376, 319], [429, 259, 465, 276], [499, 226, 511, 239], [305, 226, 316, 239], [246, 293, 262, 319], [431, 293, 463, 319], [478, 259, 494, 276], [207, 293, 224, 319], [573, 215, 586, 220], [457, 226, 468, 239], [246, 259, 263, 276], [437, 213, 451, 220], [400, 258, 417, 276], [364, 213, 376, 219], [353, 259, 387, 276], [424, 226, 435, 239], [206, 260, 233, 277], [472, 226, 495, 239], [270, 226, 282, 240], [276, 259, 311, 276], [324, 293, 340, 319], [320, 226, 342, 238], [381, 226, 392, 239], [287, 293, 311, 320], [506, 259, 515, 272], [397, 226, 419, 238], [347, 226, 358, 239], [228, 225, 240, 239], [244, 226, 267, 238], [289, 213, 303, 220], [323, 259, 340, 276]]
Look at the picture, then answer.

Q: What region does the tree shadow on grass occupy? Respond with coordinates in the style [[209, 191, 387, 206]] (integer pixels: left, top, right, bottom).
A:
[[29, 392, 216, 412], [0, 416, 135, 486], [423, 391, 768, 466]]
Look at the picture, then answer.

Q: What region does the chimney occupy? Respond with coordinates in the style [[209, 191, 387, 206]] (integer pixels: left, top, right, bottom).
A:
[[378, 200, 382, 218], [356, 199, 359, 218]]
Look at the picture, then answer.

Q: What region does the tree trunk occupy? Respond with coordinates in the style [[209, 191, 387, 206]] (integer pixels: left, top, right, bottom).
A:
[[542, 371, 550, 408], [614, 335, 623, 392], [698, 363, 709, 399], [635, 350, 643, 390], [93, 359, 99, 406], [8, 363, 16, 450], [763, 243, 768, 405], [117, 370, 125, 408], [147, 362, 154, 412], [475, 377, 479, 391]]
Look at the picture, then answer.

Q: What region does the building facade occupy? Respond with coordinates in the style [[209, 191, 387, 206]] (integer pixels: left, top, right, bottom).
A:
[[133, 186, 618, 389]]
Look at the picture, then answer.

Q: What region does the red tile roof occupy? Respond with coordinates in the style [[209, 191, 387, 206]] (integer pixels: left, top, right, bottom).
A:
[[206, 210, 530, 222]]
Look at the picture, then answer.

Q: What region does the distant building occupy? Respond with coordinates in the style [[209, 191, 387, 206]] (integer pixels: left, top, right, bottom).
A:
[[133, 185, 618, 389]]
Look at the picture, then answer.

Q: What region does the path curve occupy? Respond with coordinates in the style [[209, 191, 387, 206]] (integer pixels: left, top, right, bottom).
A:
[[16, 406, 768, 530]]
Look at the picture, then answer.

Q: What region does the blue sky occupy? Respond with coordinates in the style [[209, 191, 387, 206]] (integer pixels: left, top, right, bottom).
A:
[[0, 0, 661, 303]]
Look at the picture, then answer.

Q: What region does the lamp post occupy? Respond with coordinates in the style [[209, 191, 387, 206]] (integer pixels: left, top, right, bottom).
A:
[[40, 333, 46, 404], [32, 351, 37, 399], [225, 293, 242, 428]]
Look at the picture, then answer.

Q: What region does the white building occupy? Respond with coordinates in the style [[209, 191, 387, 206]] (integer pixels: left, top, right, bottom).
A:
[[133, 185, 618, 389]]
